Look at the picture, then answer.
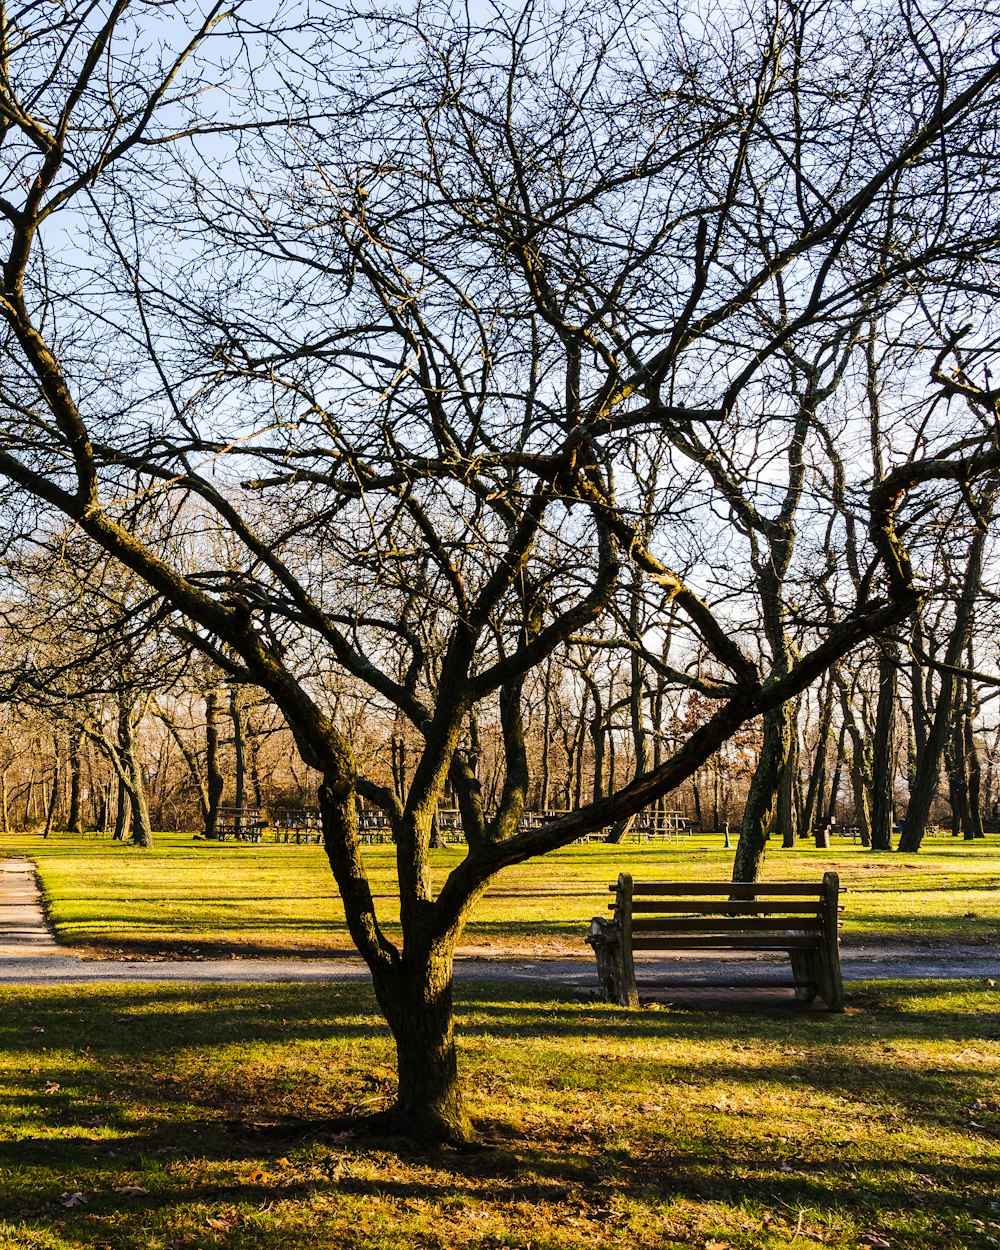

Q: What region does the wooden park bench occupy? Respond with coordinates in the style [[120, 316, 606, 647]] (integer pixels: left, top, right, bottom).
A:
[[587, 873, 845, 1011]]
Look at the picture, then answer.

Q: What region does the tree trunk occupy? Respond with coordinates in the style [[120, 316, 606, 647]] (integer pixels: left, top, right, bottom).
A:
[[232, 687, 246, 833], [802, 672, 834, 841], [869, 641, 897, 851], [42, 737, 61, 837], [540, 668, 552, 810], [837, 673, 872, 846], [113, 776, 130, 841], [67, 733, 83, 834], [205, 689, 224, 838], [964, 679, 985, 839], [776, 712, 799, 849], [733, 704, 789, 881], [317, 775, 473, 1144], [118, 704, 154, 848], [378, 947, 471, 1144]]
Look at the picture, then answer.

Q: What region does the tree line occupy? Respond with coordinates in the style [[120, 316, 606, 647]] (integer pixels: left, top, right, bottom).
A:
[[2, 531, 997, 855]]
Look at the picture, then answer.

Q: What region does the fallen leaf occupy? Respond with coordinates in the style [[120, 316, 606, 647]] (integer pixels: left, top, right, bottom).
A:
[[31, 1026, 45, 1033], [705, 1241, 731, 1249], [250, 1170, 273, 1183], [113, 1184, 150, 1196], [206, 1216, 235, 1231], [328, 1129, 354, 1144], [59, 1192, 87, 1208], [859, 1236, 892, 1249], [44, 1082, 61, 1094]]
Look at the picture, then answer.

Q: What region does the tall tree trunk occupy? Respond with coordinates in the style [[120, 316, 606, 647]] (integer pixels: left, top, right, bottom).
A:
[[964, 679, 985, 839], [775, 705, 799, 849], [605, 618, 648, 843], [231, 687, 246, 833], [42, 737, 61, 837], [827, 720, 847, 824], [204, 689, 224, 838], [539, 669, 552, 810], [587, 681, 605, 804], [869, 641, 897, 850], [837, 673, 872, 846], [802, 672, 835, 841], [67, 733, 83, 834], [113, 776, 130, 841]]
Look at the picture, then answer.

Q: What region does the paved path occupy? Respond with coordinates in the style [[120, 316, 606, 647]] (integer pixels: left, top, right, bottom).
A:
[[1, 858, 996, 988]]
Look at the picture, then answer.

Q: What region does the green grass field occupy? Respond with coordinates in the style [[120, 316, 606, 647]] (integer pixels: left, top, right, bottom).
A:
[[1, 835, 998, 1247], [0, 979, 997, 1250], [2, 831, 998, 957]]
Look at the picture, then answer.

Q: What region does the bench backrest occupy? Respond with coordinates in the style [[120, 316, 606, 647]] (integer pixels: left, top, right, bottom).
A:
[[611, 873, 840, 951]]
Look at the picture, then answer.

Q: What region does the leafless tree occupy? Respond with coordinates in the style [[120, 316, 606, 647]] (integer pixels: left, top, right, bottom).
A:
[[0, 0, 999, 1142]]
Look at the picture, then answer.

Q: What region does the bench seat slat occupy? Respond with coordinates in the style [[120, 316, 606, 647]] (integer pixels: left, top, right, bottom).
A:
[[614, 882, 824, 896], [631, 935, 822, 950], [629, 917, 823, 933], [624, 901, 822, 915]]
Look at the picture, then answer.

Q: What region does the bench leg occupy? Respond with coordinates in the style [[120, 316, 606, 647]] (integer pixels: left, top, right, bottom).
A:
[[788, 949, 819, 1003], [587, 918, 638, 1008], [820, 872, 846, 1011]]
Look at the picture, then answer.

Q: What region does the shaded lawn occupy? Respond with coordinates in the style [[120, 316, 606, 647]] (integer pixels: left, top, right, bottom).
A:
[[2, 832, 999, 958], [0, 979, 997, 1249]]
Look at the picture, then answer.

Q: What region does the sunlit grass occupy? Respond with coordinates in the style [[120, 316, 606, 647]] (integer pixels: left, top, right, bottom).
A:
[[1, 830, 998, 957], [0, 979, 996, 1249]]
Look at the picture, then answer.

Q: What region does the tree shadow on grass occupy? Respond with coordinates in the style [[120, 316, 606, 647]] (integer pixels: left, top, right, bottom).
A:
[[0, 979, 995, 1248]]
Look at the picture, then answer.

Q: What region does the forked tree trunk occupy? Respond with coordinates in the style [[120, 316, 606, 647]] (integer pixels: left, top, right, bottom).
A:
[[118, 706, 154, 848], [964, 682, 985, 839], [733, 704, 790, 881], [317, 776, 473, 1143]]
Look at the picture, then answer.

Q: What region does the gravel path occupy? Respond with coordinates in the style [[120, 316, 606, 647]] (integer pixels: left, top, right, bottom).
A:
[[2, 857, 996, 989]]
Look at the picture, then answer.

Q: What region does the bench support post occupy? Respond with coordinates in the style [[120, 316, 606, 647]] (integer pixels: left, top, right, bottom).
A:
[[586, 872, 639, 1007], [818, 870, 845, 1011]]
